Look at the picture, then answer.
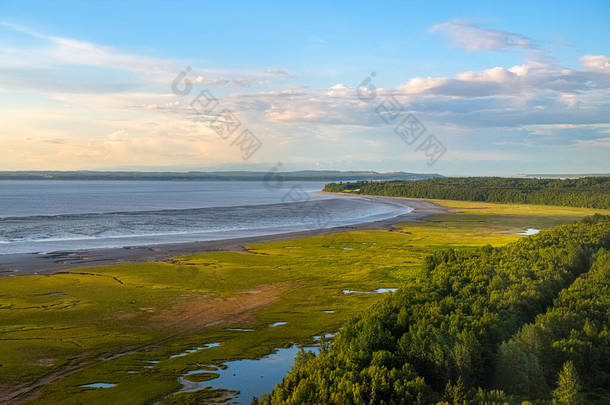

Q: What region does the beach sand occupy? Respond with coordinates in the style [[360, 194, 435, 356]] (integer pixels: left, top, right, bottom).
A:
[[0, 196, 449, 277]]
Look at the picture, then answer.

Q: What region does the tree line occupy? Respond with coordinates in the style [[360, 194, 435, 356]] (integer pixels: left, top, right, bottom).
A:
[[257, 215, 610, 404], [323, 177, 610, 209]]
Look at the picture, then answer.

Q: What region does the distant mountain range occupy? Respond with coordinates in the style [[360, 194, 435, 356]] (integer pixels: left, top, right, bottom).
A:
[[0, 170, 443, 181]]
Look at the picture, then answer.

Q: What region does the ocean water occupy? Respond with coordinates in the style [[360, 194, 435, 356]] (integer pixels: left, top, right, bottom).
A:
[[0, 180, 411, 254]]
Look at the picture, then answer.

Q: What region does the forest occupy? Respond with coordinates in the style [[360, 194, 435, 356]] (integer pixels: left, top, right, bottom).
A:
[[258, 215, 610, 404], [323, 177, 610, 209]]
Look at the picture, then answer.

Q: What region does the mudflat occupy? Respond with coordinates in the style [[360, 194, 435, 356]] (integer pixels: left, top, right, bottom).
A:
[[0, 196, 448, 277]]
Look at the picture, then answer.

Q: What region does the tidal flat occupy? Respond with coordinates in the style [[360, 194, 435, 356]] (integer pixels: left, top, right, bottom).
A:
[[1, 199, 608, 404]]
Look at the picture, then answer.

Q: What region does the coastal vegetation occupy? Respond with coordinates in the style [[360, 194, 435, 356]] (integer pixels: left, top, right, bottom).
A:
[[323, 177, 610, 209], [0, 201, 608, 404], [260, 215, 610, 404]]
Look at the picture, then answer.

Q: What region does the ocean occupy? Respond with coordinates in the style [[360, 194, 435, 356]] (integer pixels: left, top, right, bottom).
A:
[[0, 180, 411, 254]]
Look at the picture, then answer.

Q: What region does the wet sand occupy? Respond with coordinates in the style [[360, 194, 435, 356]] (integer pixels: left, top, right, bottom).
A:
[[0, 196, 449, 277]]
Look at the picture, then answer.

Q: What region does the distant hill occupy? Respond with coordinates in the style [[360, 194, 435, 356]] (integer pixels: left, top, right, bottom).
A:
[[0, 170, 443, 182], [519, 173, 609, 179]]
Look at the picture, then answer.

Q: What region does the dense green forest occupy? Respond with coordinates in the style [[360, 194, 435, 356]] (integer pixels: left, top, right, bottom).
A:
[[258, 215, 610, 404], [323, 177, 610, 209]]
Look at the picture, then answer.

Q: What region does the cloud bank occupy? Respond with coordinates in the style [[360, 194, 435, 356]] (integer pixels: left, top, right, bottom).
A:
[[0, 21, 608, 174]]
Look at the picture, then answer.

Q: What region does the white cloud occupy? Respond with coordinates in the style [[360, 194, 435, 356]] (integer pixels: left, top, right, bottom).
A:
[[443, 150, 522, 161], [1, 22, 609, 171], [0, 22, 287, 95], [265, 68, 290, 76], [397, 59, 610, 97], [211, 57, 610, 137], [0, 22, 171, 74], [580, 55, 610, 73], [430, 20, 535, 52], [559, 93, 579, 108], [575, 137, 610, 148]]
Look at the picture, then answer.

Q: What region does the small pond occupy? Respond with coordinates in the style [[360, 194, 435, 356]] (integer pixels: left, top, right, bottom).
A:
[[170, 342, 220, 359], [80, 383, 116, 389], [178, 345, 319, 404], [516, 228, 540, 235], [342, 288, 397, 294]]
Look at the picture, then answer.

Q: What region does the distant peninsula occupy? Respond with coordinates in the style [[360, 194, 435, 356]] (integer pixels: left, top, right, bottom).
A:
[[0, 170, 443, 181]]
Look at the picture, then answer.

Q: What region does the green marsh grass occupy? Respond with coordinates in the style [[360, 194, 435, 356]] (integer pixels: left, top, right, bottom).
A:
[[1, 200, 608, 404]]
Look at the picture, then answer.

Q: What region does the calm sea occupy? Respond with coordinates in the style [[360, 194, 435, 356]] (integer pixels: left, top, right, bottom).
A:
[[0, 180, 411, 254]]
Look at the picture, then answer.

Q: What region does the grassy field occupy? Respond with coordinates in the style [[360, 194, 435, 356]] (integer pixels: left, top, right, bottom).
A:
[[1, 200, 608, 404]]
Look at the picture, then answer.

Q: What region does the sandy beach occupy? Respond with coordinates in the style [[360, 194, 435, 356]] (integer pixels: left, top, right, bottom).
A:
[[0, 196, 449, 277]]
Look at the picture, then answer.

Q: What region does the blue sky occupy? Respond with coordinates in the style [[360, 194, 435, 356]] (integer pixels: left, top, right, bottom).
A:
[[0, 0, 609, 175]]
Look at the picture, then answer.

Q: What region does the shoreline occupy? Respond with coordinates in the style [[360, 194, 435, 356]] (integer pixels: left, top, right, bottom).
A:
[[0, 196, 449, 277]]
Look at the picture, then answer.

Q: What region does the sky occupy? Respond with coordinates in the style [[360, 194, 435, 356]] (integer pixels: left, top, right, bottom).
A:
[[1, 0, 609, 176]]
